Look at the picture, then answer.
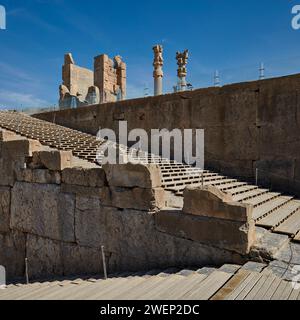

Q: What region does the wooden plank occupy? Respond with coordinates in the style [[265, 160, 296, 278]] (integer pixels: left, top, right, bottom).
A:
[[232, 189, 268, 202], [288, 287, 300, 300], [271, 280, 289, 300], [225, 272, 258, 300], [228, 185, 258, 196], [253, 196, 292, 221], [181, 271, 233, 300], [262, 276, 282, 300], [244, 274, 269, 300], [233, 273, 264, 300], [274, 210, 300, 236], [243, 193, 280, 207], [279, 282, 294, 300], [127, 275, 185, 300], [157, 274, 208, 300], [252, 274, 278, 300], [211, 270, 251, 300], [257, 201, 300, 229]]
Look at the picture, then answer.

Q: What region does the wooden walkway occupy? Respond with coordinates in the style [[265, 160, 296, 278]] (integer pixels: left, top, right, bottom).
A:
[[0, 264, 299, 300]]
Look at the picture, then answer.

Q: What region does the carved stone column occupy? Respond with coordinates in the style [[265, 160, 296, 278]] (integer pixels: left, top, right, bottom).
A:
[[176, 50, 189, 92], [153, 45, 164, 96]]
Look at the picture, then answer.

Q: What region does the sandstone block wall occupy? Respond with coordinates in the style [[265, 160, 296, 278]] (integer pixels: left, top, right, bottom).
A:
[[36, 74, 300, 197], [0, 131, 253, 281]]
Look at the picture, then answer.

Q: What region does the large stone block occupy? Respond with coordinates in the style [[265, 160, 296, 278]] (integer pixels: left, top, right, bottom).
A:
[[62, 243, 103, 276], [0, 130, 19, 141], [3, 139, 42, 157], [110, 187, 165, 211], [16, 168, 61, 185], [155, 209, 255, 255], [183, 186, 253, 222], [75, 195, 106, 247], [0, 231, 26, 280], [103, 163, 162, 188], [26, 234, 63, 279], [0, 187, 11, 233], [62, 167, 106, 187], [0, 139, 43, 187], [26, 234, 104, 280], [11, 182, 75, 242], [32, 150, 72, 171]]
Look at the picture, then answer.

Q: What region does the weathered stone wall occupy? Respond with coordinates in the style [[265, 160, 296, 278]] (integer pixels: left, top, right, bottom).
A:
[[0, 131, 253, 281], [35, 74, 300, 197]]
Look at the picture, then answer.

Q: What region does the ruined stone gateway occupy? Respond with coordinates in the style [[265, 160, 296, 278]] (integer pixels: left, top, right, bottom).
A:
[[59, 52, 126, 109], [0, 73, 300, 299]]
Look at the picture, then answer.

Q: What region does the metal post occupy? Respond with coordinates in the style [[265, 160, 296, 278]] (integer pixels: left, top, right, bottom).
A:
[[259, 62, 265, 80], [256, 168, 258, 186], [214, 70, 221, 87], [25, 258, 29, 284], [201, 172, 204, 188], [101, 246, 108, 280]]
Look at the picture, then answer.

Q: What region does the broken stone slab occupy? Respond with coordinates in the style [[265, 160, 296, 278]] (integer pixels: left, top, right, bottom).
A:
[[155, 209, 255, 255], [183, 186, 253, 222], [274, 242, 300, 265], [31, 150, 73, 171], [103, 163, 162, 188], [250, 229, 289, 262], [110, 186, 166, 211], [165, 191, 183, 209], [241, 261, 267, 273], [266, 260, 300, 282], [62, 167, 106, 187], [10, 182, 75, 243]]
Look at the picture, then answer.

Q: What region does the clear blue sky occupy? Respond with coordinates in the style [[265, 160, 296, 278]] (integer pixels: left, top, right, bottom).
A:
[[0, 0, 300, 109]]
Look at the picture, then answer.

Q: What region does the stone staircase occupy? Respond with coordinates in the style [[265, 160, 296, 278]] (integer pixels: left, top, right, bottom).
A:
[[1, 110, 300, 242], [0, 262, 299, 300]]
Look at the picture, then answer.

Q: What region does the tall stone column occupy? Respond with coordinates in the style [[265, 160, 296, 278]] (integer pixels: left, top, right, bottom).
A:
[[176, 50, 189, 92], [153, 45, 164, 96]]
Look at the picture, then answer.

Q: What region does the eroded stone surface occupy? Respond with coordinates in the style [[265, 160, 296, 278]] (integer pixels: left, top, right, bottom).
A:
[[75, 196, 106, 247], [183, 186, 253, 222], [156, 209, 255, 255], [110, 187, 165, 211], [0, 187, 11, 233], [250, 230, 289, 261], [0, 231, 26, 280], [103, 163, 162, 188], [62, 167, 106, 187], [11, 182, 75, 242]]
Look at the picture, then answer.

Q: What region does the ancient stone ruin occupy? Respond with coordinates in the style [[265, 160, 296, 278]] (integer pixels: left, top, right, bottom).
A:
[[0, 67, 300, 300], [59, 53, 126, 109]]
